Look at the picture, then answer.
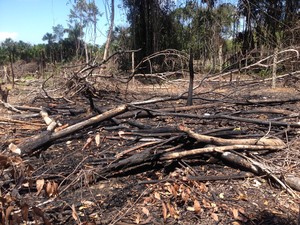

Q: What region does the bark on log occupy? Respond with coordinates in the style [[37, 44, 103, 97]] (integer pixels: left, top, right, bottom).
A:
[[11, 104, 128, 156], [220, 151, 295, 195], [178, 125, 286, 147], [160, 144, 282, 161]]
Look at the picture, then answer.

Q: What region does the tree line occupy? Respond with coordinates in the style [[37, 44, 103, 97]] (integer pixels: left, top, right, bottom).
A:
[[0, 0, 299, 73]]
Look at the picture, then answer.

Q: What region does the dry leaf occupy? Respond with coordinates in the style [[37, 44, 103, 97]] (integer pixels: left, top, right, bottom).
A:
[[143, 196, 153, 204], [8, 143, 21, 155], [142, 207, 150, 216], [46, 181, 58, 197], [236, 192, 248, 201], [81, 200, 96, 207], [186, 206, 195, 211], [79, 200, 97, 210], [167, 202, 179, 219], [168, 185, 178, 197], [154, 192, 161, 200], [36, 179, 45, 196], [232, 208, 239, 219], [72, 204, 80, 223], [211, 212, 219, 222], [173, 183, 179, 192], [167, 202, 174, 217], [162, 201, 168, 221], [181, 190, 189, 202], [32, 206, 45, 218], [5, 205, 14, 223], [238, 207, 245, 214], [95, 133, 101, 147], [232, 222, 241, 225], [10, 156, 23, 165], [4, 193, 14, 203], [193, 200, 201, 213], [197, 182, 208, 193], [202, 198, 211, 208], [0, 154, 10, 169], [82, 137, 93, 150], [185, 187, 191, 195], [21, 203, 29, 222], [135, 213, 141, 224]]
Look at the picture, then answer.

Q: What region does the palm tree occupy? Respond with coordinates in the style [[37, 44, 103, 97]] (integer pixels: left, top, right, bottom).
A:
[[42, 33, 56, 63], [65, 23, 84, 59]]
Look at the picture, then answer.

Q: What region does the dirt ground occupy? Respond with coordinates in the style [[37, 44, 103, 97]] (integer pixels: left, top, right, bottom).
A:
[[0, 71, 300, 225]]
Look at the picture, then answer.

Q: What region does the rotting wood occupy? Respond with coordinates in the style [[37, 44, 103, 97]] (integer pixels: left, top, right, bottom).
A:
[[10, 104, 128, 156]]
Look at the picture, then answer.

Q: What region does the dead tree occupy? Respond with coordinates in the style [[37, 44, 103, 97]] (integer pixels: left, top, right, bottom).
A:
[[187, 49, 194, 106]]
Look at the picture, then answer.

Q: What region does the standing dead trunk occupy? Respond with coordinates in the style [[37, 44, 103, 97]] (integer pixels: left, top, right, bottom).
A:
[[84, 42, 89, 64], [272, 47, 279, 89], [218, 44, 223, 72], [0, 84, 9, 102], [103, 0, 114, 61], [187, 49, 194, 106], [9, 54, 15, 88], [3, 66, 11, 83]]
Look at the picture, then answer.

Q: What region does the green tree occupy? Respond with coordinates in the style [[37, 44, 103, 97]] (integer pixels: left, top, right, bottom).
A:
[[123, 0, 177, 64], [237, 0, 299, 52], [2, 38, 17, 86], [17, 41, 33, 62], [52, 24, 65, 42], [52, 24, 65, 62], [42, 32, 56, 63], [65, 22, 84, 59], [68, 0, 99, 61]]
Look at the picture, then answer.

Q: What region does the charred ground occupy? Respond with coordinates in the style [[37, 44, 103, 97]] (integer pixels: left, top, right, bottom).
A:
[[0, 65, 300, 225]]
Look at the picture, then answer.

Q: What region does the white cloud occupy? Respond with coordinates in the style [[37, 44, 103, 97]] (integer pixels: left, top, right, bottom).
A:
[[0, 32, 18, 42]]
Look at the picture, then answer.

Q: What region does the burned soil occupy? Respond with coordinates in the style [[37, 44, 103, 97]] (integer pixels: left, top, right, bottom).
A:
[[0, 70, 300, 225]]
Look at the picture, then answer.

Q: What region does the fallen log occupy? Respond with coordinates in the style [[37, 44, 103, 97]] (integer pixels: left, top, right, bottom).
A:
[[247, 96, 300, 104], [220, 151, 296, 195], [160, 144, 282, 160], [119, 106, 300, 128], [9, 104, 128, 156], [178, 125, 286, 147]]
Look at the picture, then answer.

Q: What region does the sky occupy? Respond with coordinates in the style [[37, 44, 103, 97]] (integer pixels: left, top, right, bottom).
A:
[[0, 0, 239, 45], [0, 0, 128, 45]]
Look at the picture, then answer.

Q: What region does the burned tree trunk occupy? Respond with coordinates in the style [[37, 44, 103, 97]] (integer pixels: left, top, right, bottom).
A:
[[187, 49, 194, 106]]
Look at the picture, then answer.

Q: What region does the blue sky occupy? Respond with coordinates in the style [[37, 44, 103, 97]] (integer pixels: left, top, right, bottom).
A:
[[0, 0, 127, 45], [0, 0, 238, 45]]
